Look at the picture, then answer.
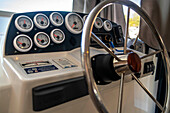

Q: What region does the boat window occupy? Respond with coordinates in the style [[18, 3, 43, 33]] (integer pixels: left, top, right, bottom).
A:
[[123, 0, 141, 39], [0, 0, 73, 13], [0, 0, 73, 36]]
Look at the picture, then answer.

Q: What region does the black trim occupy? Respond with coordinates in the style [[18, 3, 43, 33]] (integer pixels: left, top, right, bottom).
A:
[[32, 76, 88, 111]]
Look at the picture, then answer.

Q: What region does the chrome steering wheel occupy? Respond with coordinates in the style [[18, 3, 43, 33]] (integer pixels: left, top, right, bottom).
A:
[[81, 0, 170, 113]]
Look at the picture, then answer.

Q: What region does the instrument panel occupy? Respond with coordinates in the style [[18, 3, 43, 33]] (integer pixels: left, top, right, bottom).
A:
[[5, 11, 124, 55]]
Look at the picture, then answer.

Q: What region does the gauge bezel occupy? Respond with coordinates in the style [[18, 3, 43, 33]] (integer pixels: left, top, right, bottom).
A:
[[65, 13, 84, 34], [34, 32, 50, 48], [13, 34, 33, 52], [50, 12, 64, 26], [94, 17, 103, 29], [51, 29, 65, 44], [15, 15, 33, 32], [34, 13, 50, 29], [104, 20, 113, 31], [83, 15, 88, 22]]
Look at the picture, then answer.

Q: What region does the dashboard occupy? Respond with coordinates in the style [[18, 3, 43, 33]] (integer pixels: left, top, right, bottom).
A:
[[0, 11, 158, 113], [5, 11, 124, 55]]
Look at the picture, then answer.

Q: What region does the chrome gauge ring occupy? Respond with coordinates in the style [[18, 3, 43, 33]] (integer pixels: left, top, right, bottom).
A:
[[65, 13, 84, 34], [50, 29, 65, 44], [34, 32, 50, 48], [50, 12, 64, 26], [94, 17, 103, 29], [15, 15, 33, 32], [13, 34, 33, 52], [81, 0, 170, 113], [34, 13, 50, 29]]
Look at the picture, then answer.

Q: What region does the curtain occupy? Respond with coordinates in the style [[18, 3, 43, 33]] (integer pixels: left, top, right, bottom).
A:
[[139, 0, 170, 52], [72, 0, 126, 35]]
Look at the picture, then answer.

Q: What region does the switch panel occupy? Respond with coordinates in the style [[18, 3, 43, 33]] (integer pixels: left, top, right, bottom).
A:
[[143, 61, 155, 74]]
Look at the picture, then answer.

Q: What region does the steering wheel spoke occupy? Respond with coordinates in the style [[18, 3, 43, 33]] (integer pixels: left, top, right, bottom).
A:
[[131, 73, 164, 111], [140, 50, 163, 59], [117, 73, 125, 113]]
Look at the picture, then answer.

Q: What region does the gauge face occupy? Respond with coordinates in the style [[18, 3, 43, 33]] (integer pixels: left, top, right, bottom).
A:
[[104, 20, 112, 31], [65, 13, 84, 34], [51, 29, 65, 44], [50, 12, 64, 26], [15, 15, 33, 32], [34, 32, 50, 48], [13, 34, 33, 52], [34, 13, 49, 29], [94, 17, 103, 29]]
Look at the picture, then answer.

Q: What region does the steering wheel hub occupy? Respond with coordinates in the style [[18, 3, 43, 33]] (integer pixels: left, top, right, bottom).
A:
[[127, 52, 141, 73]]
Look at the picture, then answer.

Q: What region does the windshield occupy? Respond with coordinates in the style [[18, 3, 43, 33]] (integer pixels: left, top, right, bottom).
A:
[[0, 0, 73, 13]]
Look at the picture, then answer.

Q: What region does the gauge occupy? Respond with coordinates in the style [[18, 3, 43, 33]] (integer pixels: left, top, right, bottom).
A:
[[50, 12, 64, 26], [15, 15, 33, 32], [13, 34, 33, 52], [34, 32, 50, 48], [104, 20, 112, 31], [94, 17, 103, 29], [65, 13, 84, 34], [83, 15, 88, 22], [34, 13, 50, 29], [51, 29, 65, 44]]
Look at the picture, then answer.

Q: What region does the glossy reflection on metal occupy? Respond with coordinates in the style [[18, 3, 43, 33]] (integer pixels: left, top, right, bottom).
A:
[[117, 73, 125, 113], [81, 0, 170, 113]]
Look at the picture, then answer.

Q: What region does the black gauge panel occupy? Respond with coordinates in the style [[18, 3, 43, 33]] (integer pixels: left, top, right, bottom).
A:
[[5, 11, 124, 55]]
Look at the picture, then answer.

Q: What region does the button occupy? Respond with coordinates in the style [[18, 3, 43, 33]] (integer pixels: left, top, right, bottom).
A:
[[71, 65, 77, 67], [64, 66, 70, 68]]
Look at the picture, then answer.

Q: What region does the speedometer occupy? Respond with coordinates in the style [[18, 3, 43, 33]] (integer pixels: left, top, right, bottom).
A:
[[65, 13, 84, 34]]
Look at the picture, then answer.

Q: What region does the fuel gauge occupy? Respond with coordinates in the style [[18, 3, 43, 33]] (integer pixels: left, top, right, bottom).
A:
[[51, 29, 65, 44], [94, 17, 103, 29], [34, 13, 50, 29], [50, 12, 64, 26], [34, 32, 50, 48]]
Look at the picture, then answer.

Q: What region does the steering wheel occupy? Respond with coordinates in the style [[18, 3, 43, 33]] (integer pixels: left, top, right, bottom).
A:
[[81, 0, 170, 113]]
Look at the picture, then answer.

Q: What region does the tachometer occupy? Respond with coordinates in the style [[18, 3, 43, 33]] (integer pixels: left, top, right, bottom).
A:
[[15, 15, 33, 32], [94, 17, 103, 29], [13, 34, 33, 52], [65, 13, 84, 34], [50, 12, 64, 26], [51, 29, 65, 44], [34, 32, 50, 48], [104, 20, 112, 31], [34, 13, 50, 29]]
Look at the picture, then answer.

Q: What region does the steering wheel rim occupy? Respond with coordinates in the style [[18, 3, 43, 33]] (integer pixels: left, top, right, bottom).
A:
[[81, 0, 170, 113]]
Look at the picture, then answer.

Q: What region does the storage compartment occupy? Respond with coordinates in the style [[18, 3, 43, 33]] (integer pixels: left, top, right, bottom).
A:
[[32, 76, 88, 111]]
